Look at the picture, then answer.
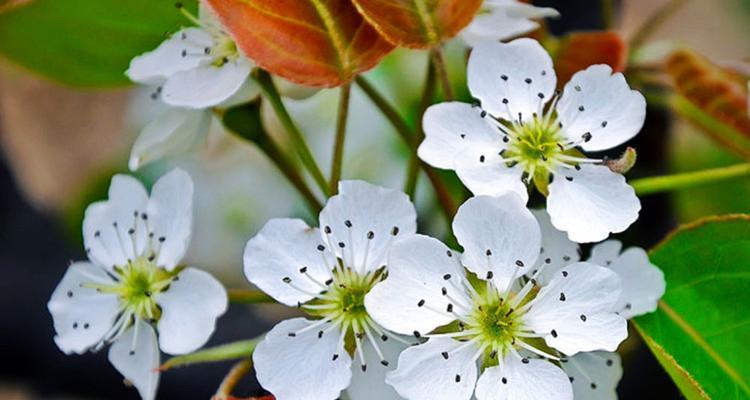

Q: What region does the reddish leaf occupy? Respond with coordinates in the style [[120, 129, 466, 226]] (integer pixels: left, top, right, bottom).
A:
[[554, 31, 627, 86], [204, 0, 395, 87], [350, 0, 482, 49]]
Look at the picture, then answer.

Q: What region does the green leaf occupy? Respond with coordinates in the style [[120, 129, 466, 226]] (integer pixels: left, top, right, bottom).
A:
[[0, 0, 196, 87], [635, 215, 750, 399]]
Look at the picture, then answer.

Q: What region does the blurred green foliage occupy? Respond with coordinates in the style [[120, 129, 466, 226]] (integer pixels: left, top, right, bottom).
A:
[[0, 0, 197, 86]]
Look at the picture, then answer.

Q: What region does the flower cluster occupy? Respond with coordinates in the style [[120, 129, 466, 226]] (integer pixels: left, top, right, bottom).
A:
[[47, 2, 668, 400]]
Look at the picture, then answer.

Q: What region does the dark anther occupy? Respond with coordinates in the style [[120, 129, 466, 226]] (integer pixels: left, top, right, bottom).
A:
[[479, 155, 485, 163], [324, 226, 332, 234], [455, 375, 461, 383], [129, 350, 136, 356], [181, 49, 187, 57], [582, 132, 592, 142], [486, 271, 494, 280], [417, 299, 425, 307], [443, 274, 451, 280], [174, 2, 183, 8], [551, 329, 558, 338], [525, 78, 532, 84], [356, 332, 364, 339], [502, 377, 508, 384], [606, 359, 613, 367], [480, 110, 487, 118], [522, 358, 529, 364], [288, 332, 296, 337], [318, 331, 324, 339], [380, 360, 389, 366], [282, 277, 292, 283], [299, 267, 308, 273], [446, 250, 453, 258], [515, 260, 524, 267], [591, 383, 597, 389], [565, 176, 574, 182], [574, 85, 581, 92], [332, 354, 339, 361], [158, 236, 166, 242], [489, 350, 497, 359], [601, 121, 608, 128], [501, 74, 508, 81], [441, 287, 448, 295], [413, 331, 421, 338], [381, 334, 388, 341], [83, 323, 90, 329], [502, 98, 509, 104], [578, 105, 585, 112], [67, 291, 73, 298], [338, 242, 346, 248], [128, 228, 135, 235], [73, 322, 78, 329], [94, 230, 101, 238], [503, 136, 510, 143], [486, 249, 492, 256], [569, 376, 575, 382], [562, 271, 568, 277], [325, 278, 333, 285], [559, 292, 566, 301], [144, 291, 152, 297], [317, 244, 326, 251], [580, 314, 587, 322], [446, 304, 454, 313], [391, 226, 400, 236], [367, 231, 375, 239], [538, 92, 545, 99], [344, 220, 352, 228], [441, 352, 449, 360], [563, 256, 571, 261]]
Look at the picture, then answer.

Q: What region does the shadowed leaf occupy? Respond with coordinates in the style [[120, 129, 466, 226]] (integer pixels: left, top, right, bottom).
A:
[[350, 0, 481, 49]]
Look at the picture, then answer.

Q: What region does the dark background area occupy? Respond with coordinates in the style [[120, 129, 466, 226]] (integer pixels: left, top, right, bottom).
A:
[[0, 0, 683, 399]]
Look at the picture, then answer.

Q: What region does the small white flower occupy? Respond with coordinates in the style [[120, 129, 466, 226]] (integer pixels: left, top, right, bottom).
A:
[[244, 181, 418, 400], [419, 38, 646, 242], [365, 194, 628, 400], [125, 4, 259, 171], [532, 208, 665, 399], [460, 0, 559, 47], [47, 169, 228, 400]]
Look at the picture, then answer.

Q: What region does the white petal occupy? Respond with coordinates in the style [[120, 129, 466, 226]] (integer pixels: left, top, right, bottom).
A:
[[529, 209, 580, 285], [108, 319, 160, 400], [146, 168, 194, 271], [467, 38, 556, 122], [162, 58, 252, 109], [524, 262, 627, 355], [48, 262, 120, 354], [366, 235, 471, 336], [156, 267, 228, 355], [319, 180, 417, 274], [588, 240, 623, 266], [475, 354, 572, 400], [563, 351, 622, 400], [253, 318, 352, 400], [83, 175, 149, 269], [460, 0, 557, 47], [452, 195, 540, 289], [591, 242, 665, 318], [419, 102, 503, 170], [347, 334, 408, 400], [129, 108, 212, 171], [386, 337, 479, 400], [454, 151, 528, 202], [220, 77, 262, 107], [244, 219, 333, 307], [126, 28, 213, 85], [557, 64, 646, 151], [547, 164, 640, 243]]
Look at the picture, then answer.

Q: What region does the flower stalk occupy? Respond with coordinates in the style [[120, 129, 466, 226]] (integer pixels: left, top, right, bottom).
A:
[[228, 289, 277, 304], [254, 69, 330, 197], [431, 46, 454, 100], [404, 58, 437, 197], [160, 336, 264, 371], [355, 76, 458, 218], [329, 83, 352, 195], [631, 163, 750, 195]]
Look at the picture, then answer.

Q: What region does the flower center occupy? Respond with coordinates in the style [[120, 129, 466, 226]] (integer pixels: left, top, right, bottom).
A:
[[88, 257, 174, 322]]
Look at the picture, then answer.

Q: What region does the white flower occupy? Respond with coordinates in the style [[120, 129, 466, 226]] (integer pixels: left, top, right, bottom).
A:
[[531, 209, 665, 399], [365, 194, 628, 400], [47, 169, 228, 400], [460, 0, 559, 47], [244, 181, 418, 400], [125, 4, 258, 170], [419, 38, 646, 242]]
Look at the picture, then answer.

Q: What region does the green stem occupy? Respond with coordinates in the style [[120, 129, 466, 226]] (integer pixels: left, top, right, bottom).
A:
[[228, 289, 277, 304], [631, 163, 750, 195], [431, 47, 454, 100], [160, 336, 263, 371], [355, 76, 457, 218], [329, 83, 352, 195], [404, 59, 437, 196], [254, 69, 330, 197], [629, 0, 690, 52], [214, 359, 252, 400]]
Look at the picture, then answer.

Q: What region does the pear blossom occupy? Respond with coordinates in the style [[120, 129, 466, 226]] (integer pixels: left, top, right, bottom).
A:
[[460, 0, 559, 47], [244, 181, 417, 400], [125, 4, 258, 170], [530, 209, 665, 399], [47, 169, 228, 400], [419, 38, 646, 242], [365, 194, 628, 400]]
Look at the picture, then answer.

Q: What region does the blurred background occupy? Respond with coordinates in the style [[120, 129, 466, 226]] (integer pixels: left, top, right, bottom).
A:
[[1, 0, 749, 398]]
